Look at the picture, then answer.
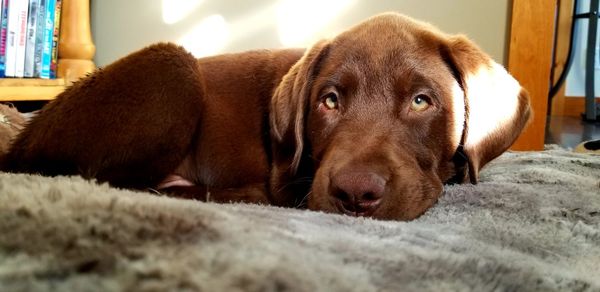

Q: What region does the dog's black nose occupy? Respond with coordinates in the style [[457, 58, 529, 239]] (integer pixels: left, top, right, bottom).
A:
[[331, 171, 386, 216]]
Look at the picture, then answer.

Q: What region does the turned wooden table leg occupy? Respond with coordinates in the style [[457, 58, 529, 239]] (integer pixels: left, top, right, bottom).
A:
[[57, 0, 95, 85]]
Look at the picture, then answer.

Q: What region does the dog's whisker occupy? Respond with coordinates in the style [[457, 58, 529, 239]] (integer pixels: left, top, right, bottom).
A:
[[295, 191, 312, 208], [276, 177, 313, 194], [147, 188, 163, 195]]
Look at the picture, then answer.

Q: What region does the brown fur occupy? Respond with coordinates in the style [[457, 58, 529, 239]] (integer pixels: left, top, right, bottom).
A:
[[2, 13, 530, 220]]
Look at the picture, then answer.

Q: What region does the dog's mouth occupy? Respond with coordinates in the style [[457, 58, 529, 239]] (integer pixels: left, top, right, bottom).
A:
[[334, 198, 382, 217]]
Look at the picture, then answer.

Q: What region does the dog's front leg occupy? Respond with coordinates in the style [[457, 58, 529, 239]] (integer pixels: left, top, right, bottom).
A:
[[156, 183, 269, 204]]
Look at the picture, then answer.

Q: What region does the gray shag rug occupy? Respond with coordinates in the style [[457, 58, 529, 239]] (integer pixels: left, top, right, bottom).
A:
[[0, 146, 599, 292]]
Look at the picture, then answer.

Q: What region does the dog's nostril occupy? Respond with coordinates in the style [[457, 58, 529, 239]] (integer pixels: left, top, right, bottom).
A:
[[333, 188, 351, 202], [362, 192, 379, 201]]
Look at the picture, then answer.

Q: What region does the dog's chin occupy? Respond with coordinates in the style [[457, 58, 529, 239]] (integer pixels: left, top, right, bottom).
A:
[[307, 179, 443, 221], [307, 195, 437, 221]]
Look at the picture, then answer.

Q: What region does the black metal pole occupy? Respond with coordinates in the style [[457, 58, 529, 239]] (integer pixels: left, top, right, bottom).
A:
[[549, 0, 580, 100], [585, 0, 599, 120]]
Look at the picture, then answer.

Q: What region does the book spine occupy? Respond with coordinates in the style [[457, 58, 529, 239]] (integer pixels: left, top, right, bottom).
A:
[[0, 0, 9, 77], [4, 0, 21, 77], [49, 0, 58, 78], [39, 0, 53, 79], [32, 0, 44, 77], [23, 0, 37, 77], [0, 0, 2, 76], [13, 0, 28, 77]]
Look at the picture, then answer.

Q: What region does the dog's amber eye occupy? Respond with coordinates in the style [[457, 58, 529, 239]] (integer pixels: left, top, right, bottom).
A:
[[410, 95, 430, 112], [323, 93, 339, 110]]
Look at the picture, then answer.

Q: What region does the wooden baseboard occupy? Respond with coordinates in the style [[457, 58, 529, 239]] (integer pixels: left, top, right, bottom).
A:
[[552, 96, 600, 117]]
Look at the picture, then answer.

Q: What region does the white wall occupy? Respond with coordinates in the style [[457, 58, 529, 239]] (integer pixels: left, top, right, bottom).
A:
[[91, 0, 511, 67]]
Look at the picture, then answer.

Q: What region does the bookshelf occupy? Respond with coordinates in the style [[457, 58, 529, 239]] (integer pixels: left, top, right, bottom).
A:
[[0, 0, 95, 102]]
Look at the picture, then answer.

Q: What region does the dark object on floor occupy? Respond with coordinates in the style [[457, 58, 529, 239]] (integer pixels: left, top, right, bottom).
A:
[[574, 139, 600, 153]]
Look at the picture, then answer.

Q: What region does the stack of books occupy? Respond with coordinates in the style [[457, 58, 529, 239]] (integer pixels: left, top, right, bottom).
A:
[[0, 0, 62, 79]]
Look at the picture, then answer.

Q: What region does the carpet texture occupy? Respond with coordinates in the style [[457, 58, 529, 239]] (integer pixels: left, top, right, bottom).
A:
[[0, 147, 599, 291]]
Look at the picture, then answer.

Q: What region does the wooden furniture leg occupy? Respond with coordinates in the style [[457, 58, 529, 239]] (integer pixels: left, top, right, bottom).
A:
[[508, 0, 557, 150], [57, 0, 95, 85]]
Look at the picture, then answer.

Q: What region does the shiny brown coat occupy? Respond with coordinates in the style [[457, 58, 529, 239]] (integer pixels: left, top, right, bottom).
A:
[[2, 13, 531, 220]]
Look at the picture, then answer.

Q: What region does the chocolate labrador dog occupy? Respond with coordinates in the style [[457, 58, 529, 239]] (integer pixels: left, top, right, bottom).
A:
[[2, 13, 530, 220]]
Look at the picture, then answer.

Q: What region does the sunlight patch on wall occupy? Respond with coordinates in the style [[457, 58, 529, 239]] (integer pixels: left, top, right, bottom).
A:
[[227, 4, 279, 42], [178, 14, 230, 57], [276, 0, 356, 47], [162, 0, 204, 25]]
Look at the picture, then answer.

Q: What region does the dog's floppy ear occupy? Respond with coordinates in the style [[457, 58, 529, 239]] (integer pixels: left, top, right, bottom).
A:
[[443, 36, 531, 183], [270, 40, 329, 174]]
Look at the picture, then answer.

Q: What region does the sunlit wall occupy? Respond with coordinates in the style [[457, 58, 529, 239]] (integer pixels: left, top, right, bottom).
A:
[[91, 0, 511, 67]]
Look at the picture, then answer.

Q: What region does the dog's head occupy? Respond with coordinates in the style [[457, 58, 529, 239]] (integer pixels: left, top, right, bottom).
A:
[[270, 13, 531, 220]]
